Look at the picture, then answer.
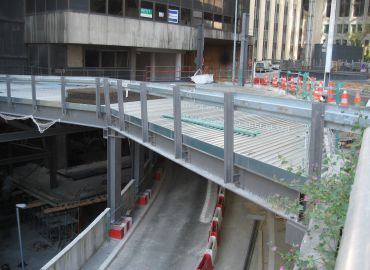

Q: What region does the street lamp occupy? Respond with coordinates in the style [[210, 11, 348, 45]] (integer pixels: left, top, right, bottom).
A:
[[16, 203, 27, 270]]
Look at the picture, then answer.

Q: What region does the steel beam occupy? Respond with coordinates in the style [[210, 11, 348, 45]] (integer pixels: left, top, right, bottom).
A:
[[224, 92, 234, 183], [107, 131, 122, 223], [31, 75, 37, 111], [132, 141, 144, 195], [6, 74, 11, 107], [60, 76, 66, 115], [140, 82, 149, 142], [173, 86, 182, 159], [308, 103, 325, 180], [103, 78, 111, 125], [95, 77, 102, 119], [116, 79, 125, 131]]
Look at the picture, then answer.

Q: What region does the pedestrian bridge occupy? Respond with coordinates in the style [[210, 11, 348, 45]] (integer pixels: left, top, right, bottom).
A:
[[0, 75, 368, 222]]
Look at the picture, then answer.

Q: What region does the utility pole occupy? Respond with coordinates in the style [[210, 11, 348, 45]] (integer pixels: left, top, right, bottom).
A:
[[324, 0, 337, 86], [305, 0, 315, 67], [232, 0, 239, 83], [238, 13, 249, 86]]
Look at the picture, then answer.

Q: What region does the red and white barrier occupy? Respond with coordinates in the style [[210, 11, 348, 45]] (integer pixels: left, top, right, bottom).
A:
[[136, 189, 152, 205], [109, 216, 132, 240], [153, 168, 163, 182]]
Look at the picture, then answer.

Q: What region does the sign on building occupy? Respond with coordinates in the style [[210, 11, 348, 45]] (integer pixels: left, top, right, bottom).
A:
[[168, 9, 179, 24], [140, 8, 153, 18]]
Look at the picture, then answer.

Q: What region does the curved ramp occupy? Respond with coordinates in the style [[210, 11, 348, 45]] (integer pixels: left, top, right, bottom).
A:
[[108, 163, 210, 270]]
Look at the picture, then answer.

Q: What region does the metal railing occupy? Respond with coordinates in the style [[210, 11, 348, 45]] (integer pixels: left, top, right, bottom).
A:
[[335, 127, 370, 270]]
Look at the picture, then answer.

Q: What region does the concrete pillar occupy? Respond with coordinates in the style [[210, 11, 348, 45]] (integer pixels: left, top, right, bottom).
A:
[[248, 0, 256, 36], [46, 136, 57, 189], [175, 53, 182, 81], [150, 52, 156, 81], [284, 0, 295, 60], [132, 141, 145, 194], [293, 0, 302, 60], [267, 212, 276, 270], [256, 0, 267, 61], [56, 135, 68, 169], [257, 229, 263, 270], [266, 0, 276, 60], [130, 48, 136, 81], [107, 135, 122, 223], [276, 0, 286, 60]]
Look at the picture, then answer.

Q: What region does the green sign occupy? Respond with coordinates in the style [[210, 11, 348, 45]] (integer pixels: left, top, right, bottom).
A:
[[140, 8, 153, 18]]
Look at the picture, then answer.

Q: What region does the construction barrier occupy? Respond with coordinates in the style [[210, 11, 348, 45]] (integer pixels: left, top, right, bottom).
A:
[[340, 90, 349, 107], [196, 251, 214, 270], [136, 189, 152, 205]]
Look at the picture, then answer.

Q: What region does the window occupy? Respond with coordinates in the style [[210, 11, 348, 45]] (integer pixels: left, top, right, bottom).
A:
[[324, 24, 329, 34], [214, 14, 222, 30], [155, 3, 167, 21], [46, 0, 56, 11], [343, 24, 349, 33], [140, 1, 153, 19], [168, 6, 180, 23], [56, 0, 68, 10], [108, 0, 122, 15], [70, 0, 89, 11], [101, 52, 115, 67], [326, 0, 331, 17], [358, 24, 363, 32], [337, 24, 343, 33], [26, 0, 36, 14], [85, 50, 100, 67], [180, 8, 191, 25], [90, 0, 106, 14], [36, 0, 45, 13], [125, 0, 139, 17], [336, 39, 341, 45], [353, 0, 364, 17], [352, 24, 357, 32], [204, 12, 213, 28], [342, 39, 347, 46], [116, 52, 128, 67], [339, 0, 350, 17]]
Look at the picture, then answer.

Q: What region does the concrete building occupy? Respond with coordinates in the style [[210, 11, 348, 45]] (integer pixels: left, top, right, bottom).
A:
[[306, 0, 370, 64], [248, 0, 304, 61]]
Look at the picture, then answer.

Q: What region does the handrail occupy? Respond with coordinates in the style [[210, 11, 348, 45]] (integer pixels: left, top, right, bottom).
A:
[[335, 127, 370, 270]]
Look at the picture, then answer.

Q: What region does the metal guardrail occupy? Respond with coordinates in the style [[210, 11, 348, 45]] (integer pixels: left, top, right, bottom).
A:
[[335, 127, 370, 270]]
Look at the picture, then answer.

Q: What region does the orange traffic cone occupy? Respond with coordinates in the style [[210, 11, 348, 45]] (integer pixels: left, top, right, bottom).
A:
[[340, 90, 349, 107], [306, 80, 311, 94], [280, 76, 287, 90], [313, 89, 320, 101], [289, 77, 296, 93], [272, 77, 278, 87], [354, 91, 362, 106], [317, 80, 323, 97], [327, 81, 335, 104]]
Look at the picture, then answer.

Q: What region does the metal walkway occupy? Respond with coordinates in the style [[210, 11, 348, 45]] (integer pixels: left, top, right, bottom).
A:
[[1, 75, 369, 221]]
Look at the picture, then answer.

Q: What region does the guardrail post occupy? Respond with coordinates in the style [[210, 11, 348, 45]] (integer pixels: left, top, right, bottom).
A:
[[224, 92, 234, 183], [173, 86, 182, 159], [60, 76, 66, 115], [6, 75, 11, 107], [116, 79, 125, 131], [95, 77, 102, 119], [103, 78, 111, 125], [140, 82, 149, 142], [31, 75, 37, 111], [308, 102, 325, 180]]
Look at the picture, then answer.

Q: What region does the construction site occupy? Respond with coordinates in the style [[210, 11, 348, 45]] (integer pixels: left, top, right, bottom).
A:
[[1, 0, 370, 270]]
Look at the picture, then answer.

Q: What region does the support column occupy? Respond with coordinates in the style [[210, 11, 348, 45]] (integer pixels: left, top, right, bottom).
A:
[[132, 141, 145, 195], [130, 48, 136, 81], [276, 0, 286, 60], [293, 0, 302, 60], [305, 0, 314, 65], [196, 24, 204, 70], [107, 134, 122, 223], [175, 53, 182, 81], [267, 212, 276, 270], [239, 13, 249, 86], [46, 136, 57, 189], [248, 0, 256, 36], [266, 0, 276, 60], [56, 135, 68, 169], [284, 0, 295, 60], [256, 0, 267, 61], [150, 53, 156, 81]]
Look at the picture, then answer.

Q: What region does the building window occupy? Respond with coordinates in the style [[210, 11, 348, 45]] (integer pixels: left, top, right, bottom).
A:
[[70, 0, 89, 11], [101, 51, 115, 67], [324, 24, 329, 34], [358, 24, 363, 32], [85, 50, 100, 67], [154, 3, 166, 21], [339, 0, 350, 17], [343, 24, 349, 33], [203, 12, 213, 28], [214, 14, 223, 30], [116, 52, 128, 67], [326, 0, 331, 17], [126, 0, 138, 17], [180, 8, 191, 25], [337, 24, 343, 33], [353, 0, 364, 17], [26, 0, 36, 14], [351, 24, 357, 32], [46, 0, 56, 11], [108, 0, 122, 15], [90, 0, 106, 14]]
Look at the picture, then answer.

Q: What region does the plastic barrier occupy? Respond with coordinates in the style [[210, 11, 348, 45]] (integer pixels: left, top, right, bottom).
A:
[[153, 168, 163, 181], [136, 189, 152, 205], [208, 219, 220, 245], [196, 252, 214, 270]]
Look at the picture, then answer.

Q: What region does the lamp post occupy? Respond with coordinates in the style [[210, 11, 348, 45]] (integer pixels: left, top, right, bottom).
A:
[[16, 203, 27, 270]]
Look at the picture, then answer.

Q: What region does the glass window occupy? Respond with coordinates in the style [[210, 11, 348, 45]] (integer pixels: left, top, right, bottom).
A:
[[57, 0, 68, 10], [101, 51, 115, 67], [326, 0, 331, 17], [46, 0, 56, 11], [203, 12, 213, 28], [336, 39, 341, 45], [342, 39, 347, 46], [85, 50, 100, 67], [352, 24, 357, 32], [353, 0, 364, 16], [140, 1, 153, 19], [155, 4, 167, 21], [126, 0, 139, 17], [36, 0, 45, 13], [70, 0, 89, 11], [26, 0, 36, 14], [90, 0, 106, 13], [214, 14, 222, 30], [324, 24, 329, 34], [337, 24, 343, 33], [116, 52, 128, 67], [108, 0, 122, 15], [180, 8, 191, 25], [339, 0, 350, 17], [358, 24, 363, 32], [343, 24, 349, 33]]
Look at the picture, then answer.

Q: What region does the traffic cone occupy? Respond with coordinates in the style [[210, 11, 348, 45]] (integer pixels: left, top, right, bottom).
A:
[[264, 74, 269, 86], [313, 89, 320, 101], [317, 80, 323, 97], [306, 80, 311, 94], [340, 90, 349, 107], [280, 76, 287, 90], [289, 77, 296, 93], [327, 81, 335, 104], [272, 77, 278, 87], [353, 91, 362, 106]]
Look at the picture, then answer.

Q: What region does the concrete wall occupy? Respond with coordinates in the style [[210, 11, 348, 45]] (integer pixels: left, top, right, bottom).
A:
[[41, 208, 110, 270], [67, 45, 83, 68]]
